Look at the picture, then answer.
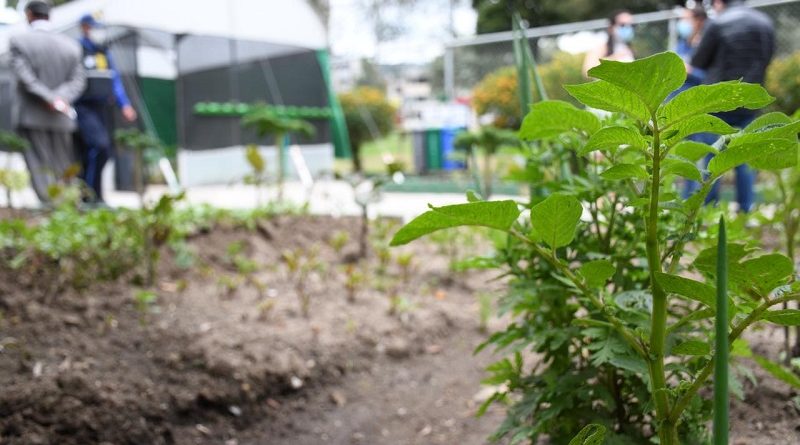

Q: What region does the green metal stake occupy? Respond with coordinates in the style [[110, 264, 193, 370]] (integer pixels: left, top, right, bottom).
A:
[[714, 216, 729, 445]]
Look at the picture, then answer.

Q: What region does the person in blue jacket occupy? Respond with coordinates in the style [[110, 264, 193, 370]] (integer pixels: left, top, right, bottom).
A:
[[75, 13, 137, 204]]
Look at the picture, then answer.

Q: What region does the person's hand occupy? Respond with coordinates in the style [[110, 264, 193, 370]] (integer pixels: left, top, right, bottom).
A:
[[51, 98, 77, 120], [122, 105, 138, 122]]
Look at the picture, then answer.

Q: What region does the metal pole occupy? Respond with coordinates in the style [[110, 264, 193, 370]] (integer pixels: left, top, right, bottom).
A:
[[444, 46, 455, 100]]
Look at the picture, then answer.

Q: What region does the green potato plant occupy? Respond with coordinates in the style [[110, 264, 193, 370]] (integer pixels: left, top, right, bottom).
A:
[[391, 52, 800, 443]]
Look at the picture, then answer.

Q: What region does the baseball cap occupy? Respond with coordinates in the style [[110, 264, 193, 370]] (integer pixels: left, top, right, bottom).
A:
[[79, 13, 103, 27], [25, 1, 51, 15]]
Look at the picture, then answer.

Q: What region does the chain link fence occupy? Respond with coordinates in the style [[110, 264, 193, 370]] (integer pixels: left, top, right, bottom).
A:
[[445, 0, 800, 98]]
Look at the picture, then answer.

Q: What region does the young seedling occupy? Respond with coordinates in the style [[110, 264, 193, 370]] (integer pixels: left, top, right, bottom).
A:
[[395, 251, 415, 284], [328, 230, 350, 255], [343, 264, 365, 304], [281, 246, 322, 318], [244, 144, 268, 207], [242, 107, 315, 202], [477, 292, 493, 334], [114, 129, 164, 207], [257, 298, 276, 321], [134, 290, 157, 325]]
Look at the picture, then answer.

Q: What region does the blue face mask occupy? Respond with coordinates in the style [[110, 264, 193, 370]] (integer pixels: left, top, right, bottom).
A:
[[677, 20, 693, 39], [616, 25, 635, 43]]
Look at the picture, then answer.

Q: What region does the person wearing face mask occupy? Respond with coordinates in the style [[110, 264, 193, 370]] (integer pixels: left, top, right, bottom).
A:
[[74, 13, 137, 205], [583, 10, 635, 77], [675, 6, 707, 89]]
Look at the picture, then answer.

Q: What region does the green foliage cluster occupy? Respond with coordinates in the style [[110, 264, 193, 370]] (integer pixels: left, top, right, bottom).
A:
[[392, 52, 800, 444], [472, 52, 586, 129], [0, 201, 304, 289], [338, 86, 397, 172], [242, 106, 315, 202], [766, 50, 800, 115]]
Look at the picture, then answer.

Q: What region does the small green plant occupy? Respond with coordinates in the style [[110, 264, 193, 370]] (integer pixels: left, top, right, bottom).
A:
[[395, 251, 414, 284], [454, 127, 518, 199], [242, 107, 315, 202], [243, 144, 268, 207], [134, 290, 157, 324], [282, 246, 322, 318], [391, 52, 800, 443], [328, 230, 350, 255], [0, 131, 29, 209], [343, 264, 365, 303], [114, 129, 164, 207], [477, 292, 493, 334]]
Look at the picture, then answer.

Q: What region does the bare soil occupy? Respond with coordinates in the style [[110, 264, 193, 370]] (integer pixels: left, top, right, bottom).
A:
[[0, 215, 798, 444]]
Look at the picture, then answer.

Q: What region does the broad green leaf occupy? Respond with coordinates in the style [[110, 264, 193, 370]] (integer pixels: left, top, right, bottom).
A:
[[662, 158, 702, 181], [600, 164, 649, 181], [568, 424, 607, 445], [731, 339, 753, 358], [655, 272, 716, 308], [732, 120, 800, 171], [736, 119, 800, 141], [753, 355, 800, 389], [466, 190, 483, 202], [708, 138, 794, 178], [580, 126, 648, 155], [390, 200, 520, 246], [761, 309, 800, 326], [530, 193, 583, 249], [578, 260, 616, 287], [694, 243, 756, 278], [744, 112, 792, 132], [658, 81, 774, 128], [739, 254, 794, 296], [672, 140, 717, 162], [588, 52, 686, 113], [672, 339, 711, 356], [565, 80, 650, 122], [663, 114, 737, 146], [519, 100, 601, 141]]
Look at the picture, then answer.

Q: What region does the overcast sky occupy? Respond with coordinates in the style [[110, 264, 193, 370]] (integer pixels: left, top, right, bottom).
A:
[[328, 0, 477, 64]]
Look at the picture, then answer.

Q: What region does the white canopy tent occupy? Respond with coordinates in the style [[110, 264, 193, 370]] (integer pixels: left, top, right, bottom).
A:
[[1, 0, 338, 189], [1, 0, 327, 53]]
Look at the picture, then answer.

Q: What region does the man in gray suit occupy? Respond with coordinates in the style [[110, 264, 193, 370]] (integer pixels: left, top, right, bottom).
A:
[[10, 1, 85, 202]]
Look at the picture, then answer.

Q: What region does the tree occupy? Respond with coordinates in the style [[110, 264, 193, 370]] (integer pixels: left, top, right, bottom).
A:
[[338, 86, 396, 172], [472, 0, 678, 34]]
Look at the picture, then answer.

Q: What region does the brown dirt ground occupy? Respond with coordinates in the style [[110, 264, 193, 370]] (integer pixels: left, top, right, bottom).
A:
[[0, 214, 798, 444]]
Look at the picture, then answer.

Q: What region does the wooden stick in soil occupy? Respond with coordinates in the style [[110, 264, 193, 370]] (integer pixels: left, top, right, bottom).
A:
[[713, 216, 729, 445]]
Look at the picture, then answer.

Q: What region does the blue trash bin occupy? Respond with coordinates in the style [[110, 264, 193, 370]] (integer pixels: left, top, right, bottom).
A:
[[440, 127, 466, 171]]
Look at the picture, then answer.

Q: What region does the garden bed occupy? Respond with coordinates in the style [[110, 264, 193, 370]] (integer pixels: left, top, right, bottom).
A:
[[0, 214, 798, 444]]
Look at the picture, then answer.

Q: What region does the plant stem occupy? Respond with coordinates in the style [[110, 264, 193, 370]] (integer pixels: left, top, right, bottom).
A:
[[668, 292, 800, 424], [645, 124, 670, 427], [713, 217, 729, 445], [277, 132, 286, 202], [507, 228, 646, 358]]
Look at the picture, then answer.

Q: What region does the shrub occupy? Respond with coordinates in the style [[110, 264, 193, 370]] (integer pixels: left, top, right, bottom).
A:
[[471, 52, 585, 128], [393, 52, 800, 444], [766, 50, 800, 115], [338, 86, 397, 172]]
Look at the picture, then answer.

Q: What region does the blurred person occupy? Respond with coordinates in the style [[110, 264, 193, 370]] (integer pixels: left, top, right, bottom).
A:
[[75, 13, 137, 204], [689, 0, 775, 212], [583, 10, 635, 77], [9, 0, 85, 203], [675, 5, 707, 89]]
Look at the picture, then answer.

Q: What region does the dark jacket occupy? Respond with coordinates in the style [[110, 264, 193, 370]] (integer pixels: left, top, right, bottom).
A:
[[691, 1, 775, 85]]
